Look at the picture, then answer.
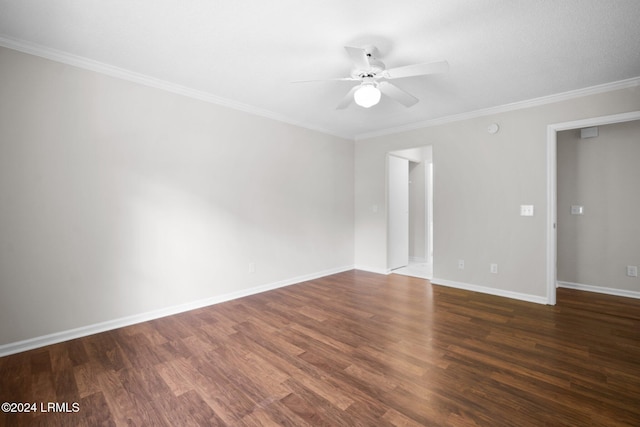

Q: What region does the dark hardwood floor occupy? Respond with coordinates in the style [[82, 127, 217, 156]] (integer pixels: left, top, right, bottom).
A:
[[1, 270, 639, 426]]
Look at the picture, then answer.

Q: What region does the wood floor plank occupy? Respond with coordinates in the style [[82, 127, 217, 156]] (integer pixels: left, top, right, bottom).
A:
[[29, 372, 56, 408], [237, 400, 312, 427], [76, 392, 117, 427], [174, 389, 228, 427], [2, 270, 640, 426], [73, 362, 103, 398]]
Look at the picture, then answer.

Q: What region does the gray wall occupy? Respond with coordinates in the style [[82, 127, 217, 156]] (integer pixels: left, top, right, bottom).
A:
[[1, 43, 639, 349], [354, 87, 640, 301], [0, 47, 354, 346], [557, 120, 640, 292]]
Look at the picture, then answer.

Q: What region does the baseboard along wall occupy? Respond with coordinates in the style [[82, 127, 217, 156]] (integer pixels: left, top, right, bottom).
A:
[[557, 281, 640, 300], [9, 271, 634, 357], [0, 265, 355, 357]]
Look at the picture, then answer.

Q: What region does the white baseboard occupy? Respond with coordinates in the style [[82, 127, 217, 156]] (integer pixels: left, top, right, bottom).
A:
[[409, 256, 427, 263], [557, 281, 640, 299], [354, 265, 391, 275], [430, 277, 549, 305], [0, 265, 354, 357]]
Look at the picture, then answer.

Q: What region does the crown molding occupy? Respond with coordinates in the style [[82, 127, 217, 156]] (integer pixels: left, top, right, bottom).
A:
[[2, 35, 637, 143], [0, 35, 352, 141], [355, 76, 640, 141]]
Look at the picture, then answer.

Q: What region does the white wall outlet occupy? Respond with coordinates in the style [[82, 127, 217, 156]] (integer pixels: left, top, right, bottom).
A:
[[520, 205, 534, 216], [490, 263, 498, 274], [627, 265, 638, 277], [458, 259, 465, 270], [249, 262, 256, 273], [571, 205, 584, 215]]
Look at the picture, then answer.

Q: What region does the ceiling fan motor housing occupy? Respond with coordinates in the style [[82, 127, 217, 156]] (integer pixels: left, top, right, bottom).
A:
[[351, 58, 385, 79]]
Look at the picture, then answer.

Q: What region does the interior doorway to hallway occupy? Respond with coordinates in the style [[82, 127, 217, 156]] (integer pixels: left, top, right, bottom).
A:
[[546, 111, 640, 304], [387, 145, 433, 279]]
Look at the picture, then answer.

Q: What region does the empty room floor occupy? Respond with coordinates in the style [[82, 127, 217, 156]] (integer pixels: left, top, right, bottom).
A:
[[1, 270, 639, 426]]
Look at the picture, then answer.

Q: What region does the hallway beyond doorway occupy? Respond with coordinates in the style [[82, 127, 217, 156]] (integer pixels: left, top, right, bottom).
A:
[[392, 260, 432, 280]]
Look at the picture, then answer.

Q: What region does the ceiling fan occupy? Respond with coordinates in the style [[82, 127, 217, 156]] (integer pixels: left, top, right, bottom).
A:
[[295, 45, 449, 109]]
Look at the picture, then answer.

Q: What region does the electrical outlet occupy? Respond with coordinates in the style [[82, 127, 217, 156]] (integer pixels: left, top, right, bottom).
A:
[[458, 260, 465, 270], [520, 205, 534, 216], [490, 264, 498, 274], [627, 265, 638, 277], [570, 205, 584, 215], [249, 262, 256, 274]]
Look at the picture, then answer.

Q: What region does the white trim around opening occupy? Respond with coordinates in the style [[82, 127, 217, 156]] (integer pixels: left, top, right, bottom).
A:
[[546, 111, 640, 305]]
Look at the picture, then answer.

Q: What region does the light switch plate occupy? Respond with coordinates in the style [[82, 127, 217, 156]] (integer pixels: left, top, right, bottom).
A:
[[520, 205, 534, 216], [571, 205, 584, 215]]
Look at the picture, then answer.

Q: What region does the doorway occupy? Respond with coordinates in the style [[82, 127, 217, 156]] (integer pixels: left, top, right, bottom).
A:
[[546, 111, 640, 304], [387, 146, 433, 279]]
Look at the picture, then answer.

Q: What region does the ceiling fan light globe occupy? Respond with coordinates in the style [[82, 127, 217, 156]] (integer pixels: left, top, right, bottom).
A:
[[354, 85, 381, 108]]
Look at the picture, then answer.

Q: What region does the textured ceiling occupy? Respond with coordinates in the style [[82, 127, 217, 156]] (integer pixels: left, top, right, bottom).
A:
[[1, 0, 639, 139]]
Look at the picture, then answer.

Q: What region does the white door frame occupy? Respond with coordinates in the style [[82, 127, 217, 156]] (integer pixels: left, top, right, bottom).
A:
[[387, 154, 410, 270], [425, 161, 433, 264], [546, 111, 640, 305]]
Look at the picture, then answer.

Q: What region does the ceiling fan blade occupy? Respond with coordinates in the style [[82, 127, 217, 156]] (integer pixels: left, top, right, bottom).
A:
[[378, 81, 419, 107], [383, 60, 449, 79], [336, 86, 359, 110], [291, 77, 358, 83], [344, 46, 370, 69]]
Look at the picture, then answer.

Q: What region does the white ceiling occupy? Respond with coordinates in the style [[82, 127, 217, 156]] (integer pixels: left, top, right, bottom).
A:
[[1, 0, 639, 140]]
